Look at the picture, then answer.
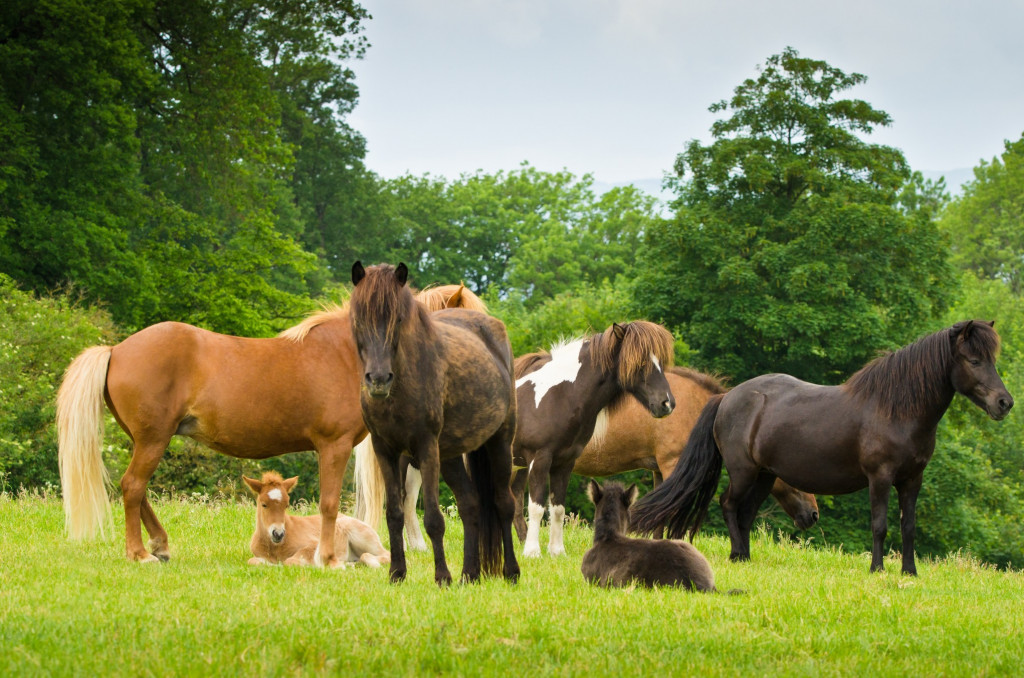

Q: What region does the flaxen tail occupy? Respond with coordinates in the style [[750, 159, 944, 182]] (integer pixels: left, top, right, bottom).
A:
[[630, 394, 724, 541], [56, 346, 114, 540], [353, 436, 386, 531]]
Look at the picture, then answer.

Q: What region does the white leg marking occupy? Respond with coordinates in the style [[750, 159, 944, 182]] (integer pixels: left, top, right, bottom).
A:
[[404, 467, 427, 552], [524, 500, 546, 558], [549, 504, 566, 556], [313, 544, 323, 567]]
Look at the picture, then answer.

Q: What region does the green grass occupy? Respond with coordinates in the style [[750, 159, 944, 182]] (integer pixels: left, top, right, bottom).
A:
[[2, 493, 1023, 677]]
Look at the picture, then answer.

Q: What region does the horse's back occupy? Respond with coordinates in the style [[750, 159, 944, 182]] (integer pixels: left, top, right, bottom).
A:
[[719, 374, 869, 494], [582, 537, 714, 590]]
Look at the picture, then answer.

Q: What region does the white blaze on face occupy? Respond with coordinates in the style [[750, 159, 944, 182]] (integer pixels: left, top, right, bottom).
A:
[[267, 488, 282, 501], [516, 339, 585, 409], [651, 353, 662, 373]]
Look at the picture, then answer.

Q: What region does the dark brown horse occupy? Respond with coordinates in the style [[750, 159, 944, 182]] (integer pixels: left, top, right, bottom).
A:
[[513, 324, 676, 557], [350, 262, 519, 585], [582, 480, 715, 590], [631, 321, 1014, 575], [56, 283, 479, 565]]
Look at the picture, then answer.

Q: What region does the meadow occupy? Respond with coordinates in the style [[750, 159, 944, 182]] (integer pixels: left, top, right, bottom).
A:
[[2, 492, 1023, 677]]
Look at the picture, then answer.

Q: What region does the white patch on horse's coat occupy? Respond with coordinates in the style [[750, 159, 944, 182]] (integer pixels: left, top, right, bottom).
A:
[[267, 488, 282, 501], [313, 544, 322, 567], [516, 339, 585, 409], [549, 504, 566, 556], [524, 500, 546, 558], [590, 407, 609, 445]]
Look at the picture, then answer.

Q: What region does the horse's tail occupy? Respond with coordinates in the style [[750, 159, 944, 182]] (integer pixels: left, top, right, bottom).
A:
[[353, 436, 386, 532], [630, 393, 724, 541], [56, 345, 114, 540], [466, 447, 503, 577]]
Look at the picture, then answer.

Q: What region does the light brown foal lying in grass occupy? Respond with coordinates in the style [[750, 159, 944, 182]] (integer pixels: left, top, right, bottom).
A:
[[244, 472, 390, 568]]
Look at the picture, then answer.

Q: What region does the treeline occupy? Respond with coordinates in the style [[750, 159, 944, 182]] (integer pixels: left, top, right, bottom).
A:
[[2, 3, 1022, 565]]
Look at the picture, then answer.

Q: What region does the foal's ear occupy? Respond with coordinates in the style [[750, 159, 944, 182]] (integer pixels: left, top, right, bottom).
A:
[[612, 323, 626, 341], [283, 476, 299, 494], [396, 262, 409, 286], [586, 479, 602, 505], [623, 484, 639, 507], [242, 476, 261, 496], [987, 320, 996, 328], [352, 261, 366, 286]]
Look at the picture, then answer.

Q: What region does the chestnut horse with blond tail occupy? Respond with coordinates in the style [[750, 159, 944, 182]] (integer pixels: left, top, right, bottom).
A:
[[56, 283, 482, 565]]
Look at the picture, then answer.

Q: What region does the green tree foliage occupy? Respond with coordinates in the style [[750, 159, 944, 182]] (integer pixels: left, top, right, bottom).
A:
[[634, 48, 953, 383], [939, 133, 1024, 295], [0, 0, 369, 335], [370, 165, 660, 303]]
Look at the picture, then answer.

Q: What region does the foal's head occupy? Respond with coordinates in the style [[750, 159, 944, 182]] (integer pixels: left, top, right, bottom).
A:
[[243, 472, 298, 544], [592, 321, 676, 418], [588, 480, 638, 540], [351, 261, 419, 399], [949, 320, 1014, 420]]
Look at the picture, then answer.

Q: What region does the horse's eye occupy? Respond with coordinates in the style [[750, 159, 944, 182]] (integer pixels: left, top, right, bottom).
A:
[[969, 359, 981, 366], [261, 503, 267, 508]]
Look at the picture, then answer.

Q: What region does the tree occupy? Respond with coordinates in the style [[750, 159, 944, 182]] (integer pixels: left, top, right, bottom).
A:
[[939, 133, 1024, 295], [635, 48, 953, 383]]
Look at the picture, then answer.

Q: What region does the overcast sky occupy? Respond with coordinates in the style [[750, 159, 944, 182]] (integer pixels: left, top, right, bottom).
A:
[[347, 0, 1024, 192]]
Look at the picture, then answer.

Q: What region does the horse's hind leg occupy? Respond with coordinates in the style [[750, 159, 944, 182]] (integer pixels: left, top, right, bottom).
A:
[[484, 431, 520, 582], [140, 497, 170, 561], [523, 453, 551, 558], [402, 464, 428, 552], [547, 462, 574, 557], [121, 440, 168, 562], [510, 467, 528, 542]]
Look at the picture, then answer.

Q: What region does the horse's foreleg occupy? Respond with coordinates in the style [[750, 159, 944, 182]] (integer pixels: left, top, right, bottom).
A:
[[315, 438, 354, 569], [547, 463, 574, 557], [510, 467, 528, 543], [418, 449, 452, 587], [120, 442, 166, 563], [441, 456, 480, 583], [374, 446, 407, 582], [868, 477, 893, 573], [896, 473, 923, 576], [403, 465, 427, 552], [735, 473, 776, 559], [140, 497, 170, 561], [523, 454, 551, 558], [720, 470, 757, 561]]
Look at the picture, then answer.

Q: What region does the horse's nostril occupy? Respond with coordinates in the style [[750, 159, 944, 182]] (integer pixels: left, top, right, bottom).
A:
[[812, 511, 819, 521]]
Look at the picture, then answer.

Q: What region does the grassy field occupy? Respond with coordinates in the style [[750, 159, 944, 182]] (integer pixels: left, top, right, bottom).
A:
[[2, 492, 1023, 677]]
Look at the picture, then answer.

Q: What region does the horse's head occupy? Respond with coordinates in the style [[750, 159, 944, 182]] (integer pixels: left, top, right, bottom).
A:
[[351, 261, 415, 399], [597, 321, 676, 418], [771, 478, 819, 530], [949, 320, 1014, 421], [587, 480, 638, 538], [243, 472, 298, 544]]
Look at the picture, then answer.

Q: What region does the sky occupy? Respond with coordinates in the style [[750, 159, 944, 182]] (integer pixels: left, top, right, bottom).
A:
[[347, 0, 1024, 194]]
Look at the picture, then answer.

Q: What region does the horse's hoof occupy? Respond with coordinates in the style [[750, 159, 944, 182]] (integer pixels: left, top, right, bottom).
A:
[[133, 553, 160, 564], [389, 569, 407, 584], [522, 546, 541, 558], [435, 574, 453, 588], [548, 546, 566, 557], [154, 552, 170, 562]]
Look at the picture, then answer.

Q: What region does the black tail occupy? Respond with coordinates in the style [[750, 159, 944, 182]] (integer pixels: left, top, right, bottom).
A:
[[630, 394, 724, 540], [467, 447, 503, 577]]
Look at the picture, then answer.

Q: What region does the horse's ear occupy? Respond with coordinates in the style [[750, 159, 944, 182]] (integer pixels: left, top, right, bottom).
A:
[[612, 323, 626, 341], [623, 484, 639, 507], [987, 320, 996, 327], [586, 479, 602, 505], [242, 476, 261, 496], [396, 263, 409, 286], [352, 261, 366, 286], [445, 284, 465, 309], [283, 476, 299, 494]]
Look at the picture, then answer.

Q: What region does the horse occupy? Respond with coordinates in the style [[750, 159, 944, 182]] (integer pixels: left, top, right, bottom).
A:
[[243, 471, 390, 567], [513, 323, 676, 557], [581, 480, 715, 590], [349, 262, 519, 585], [56, 282, 480, 566], [631, 320, 1014, 575], [515, 366, 819, 538]]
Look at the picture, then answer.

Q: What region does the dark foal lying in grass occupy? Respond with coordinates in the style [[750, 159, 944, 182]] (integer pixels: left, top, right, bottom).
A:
[[581, 480, 715, 591]]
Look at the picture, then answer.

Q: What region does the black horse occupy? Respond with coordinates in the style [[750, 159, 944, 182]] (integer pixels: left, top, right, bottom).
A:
[[350, 262, 519, 585], [632, 321, 1013, 575]]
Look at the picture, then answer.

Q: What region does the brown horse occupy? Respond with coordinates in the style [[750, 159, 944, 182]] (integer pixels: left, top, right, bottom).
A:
[[56, 283, 480, 565], [513, 324, 676, 557], [582, 480, 715, 590], [632, 321, 1014, 575], [243, 472, 389, 567], [350, 262, 519, 585], [513, 366, 819, 540]]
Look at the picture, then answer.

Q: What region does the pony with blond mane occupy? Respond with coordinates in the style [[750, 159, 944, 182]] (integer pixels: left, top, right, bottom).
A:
[[56, 283, 479, 566], [244, 471, 389, 567]]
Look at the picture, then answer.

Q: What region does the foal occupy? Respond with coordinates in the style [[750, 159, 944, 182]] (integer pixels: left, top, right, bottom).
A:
[[581, 480, 714, 591], [244, 472, 390, 567]]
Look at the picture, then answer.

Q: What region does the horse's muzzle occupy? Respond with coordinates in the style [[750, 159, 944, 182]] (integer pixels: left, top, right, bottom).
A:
[[270, 527, 285, 544], [990, 393, 1014, 420], [364, 372, 394, 399]]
